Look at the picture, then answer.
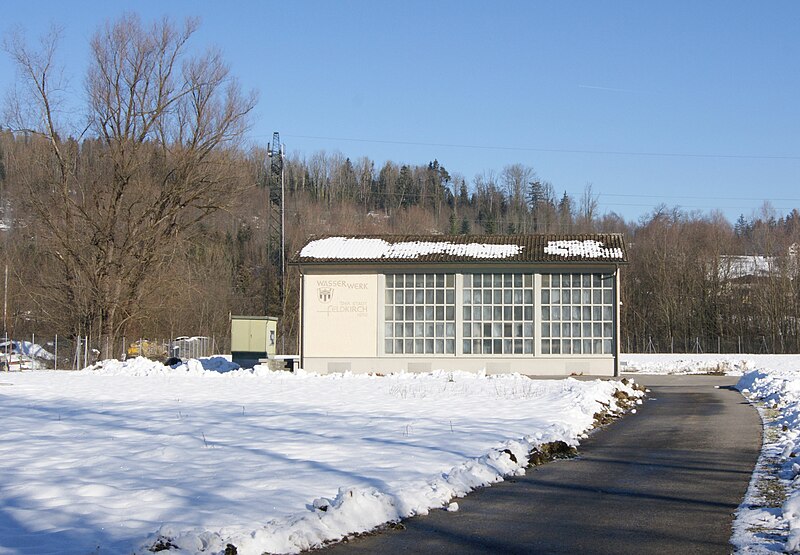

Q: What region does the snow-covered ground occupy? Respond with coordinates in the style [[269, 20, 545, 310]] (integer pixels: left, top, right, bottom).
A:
[[0, 357, 642, 555], [621, 353, 800, 376]]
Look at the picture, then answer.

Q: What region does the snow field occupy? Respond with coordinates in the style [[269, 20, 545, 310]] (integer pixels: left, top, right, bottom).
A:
[[0, 358, 642, 555], [621, 353, 800, 376]]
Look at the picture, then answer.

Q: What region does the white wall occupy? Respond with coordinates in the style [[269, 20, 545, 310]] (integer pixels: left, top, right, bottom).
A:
[[303, 273, 378, 357]]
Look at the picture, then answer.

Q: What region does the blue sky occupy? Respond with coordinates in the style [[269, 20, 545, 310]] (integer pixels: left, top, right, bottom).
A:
[[1, 1, 798, 223]]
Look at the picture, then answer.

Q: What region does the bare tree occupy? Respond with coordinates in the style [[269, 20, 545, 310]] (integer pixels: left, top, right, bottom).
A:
[[3, 14, 256, 357]]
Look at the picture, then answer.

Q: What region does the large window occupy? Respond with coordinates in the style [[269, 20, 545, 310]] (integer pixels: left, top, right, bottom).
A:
[[384, 273, 456, 354], [540, 273, 614, 355], [462, 273, 535, 355]]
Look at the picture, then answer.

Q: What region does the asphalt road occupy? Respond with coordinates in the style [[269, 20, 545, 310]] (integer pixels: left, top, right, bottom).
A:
[[321, 375, 762, 555]]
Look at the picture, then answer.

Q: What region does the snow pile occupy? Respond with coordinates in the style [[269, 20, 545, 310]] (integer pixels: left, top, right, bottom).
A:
[[734, 364, 800, 552], [300, 237, 523, 260], [86, 355, 240, 376], [544, 239, 623, 259], [0, 367, 641, 555]]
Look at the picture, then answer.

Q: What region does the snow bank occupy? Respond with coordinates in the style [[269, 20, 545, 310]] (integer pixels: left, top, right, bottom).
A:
[[0, 364, 641, 555], [734, 362, 800, 552]]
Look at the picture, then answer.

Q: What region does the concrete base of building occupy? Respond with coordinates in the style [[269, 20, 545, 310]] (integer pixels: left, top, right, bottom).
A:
[[300, 356, 616, 377]]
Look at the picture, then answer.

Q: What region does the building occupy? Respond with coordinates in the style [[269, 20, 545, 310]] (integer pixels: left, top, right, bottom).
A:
[[291, 234, 627, 376]]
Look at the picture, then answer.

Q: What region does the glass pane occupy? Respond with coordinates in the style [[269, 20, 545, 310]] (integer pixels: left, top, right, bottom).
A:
[[395, 291, 403, 303], [482, 306, 491, 320], [425, 306, 434, 319], [494, 274, 502, 287], [603, 306, 613, 320], [386, 274, 394, 287], [435, 339, 444, 354], [524, 306, 533, 320], [436, 306, 444, 320], [562, 340, 571, 354], [562, 290, 571, 304], [583, 323, 592, 336], [473, 307, 481, 320], [494, 339, 502, 353], [540, 340, 549, 354], [436, 274, 444, 287], [524, 290, 533, 304], [463, 289, 472, 304], [493, 306, 502, 319], [415, 290, 424, 303], [406, 290, 414, 303], [385, 290, 393, 304], [594, 339, 602, 353], [385, 323, 393, 337], [540, 274, 549, 287], [551, 307, 560, 320], [446, 323, 455, 337], [474, 291, 482, 304], [593, 323, 602, 336], [463, 306, 471, 321], [405, 306, 413, 320], [583, 306, 591, 320], [524, 322, 533, 337], [573, 340, 581, 354], [385, 339, 393, 354], [552, 274, 560, 287], [514, 306, 522, 319], [592, 274, 601, 287], [541, 307, 550, 321], [552, 290, 560, 304], [415, 307, 424, 320], [593, 290, 602, 303], [582, 274, 591, 287], [562, 323, 571, 337], [524, 274, 533, 287], [514, 274, 523, 287], [463, 340, 472, 354], [583, 339, 592, 354], [582, 290, 591, 304], [446, 339, 455, 354], [446, 274, 454, 287], [436, 290, 444, 303], [425, 323, 434, 336], [503, 339, 513, 353], [435, 323, 444, 337], [446, 306, 455, 320], [426, 290, 434, 303], [504, 306, 512, 320], [541, 323, 550, 338], [604, 290, 613, 304], [425, 274, 434, 287], [604, 323, 613, 337], [573, 323, 581, 337], [515, 323, 523, 337], [404, 323, 413, 337], [552, 340, 560, 354], [494, 290, 502, 304], [446, 290, 455, 304], [425, 339, 434, 353], [504, 323, 512, 337], [514, 339, 523, 354], [473, 274, 481, 287], [483, 339, 492, 353], [415, 339, 424, 353], [416, 274, 424, 287], [473, 339, 482, 354], [395, 339, 404, 353], [504, 274, 512, 287], [395, 275, 404, 287], [572, 307, 581, 320], [463, 323, 472, 337], [603, 339, 612, 353], [395, 323, 404, 337], [504, 290, 512, 304], [493, 322, 502, 337], [385, 308, 392, 321]]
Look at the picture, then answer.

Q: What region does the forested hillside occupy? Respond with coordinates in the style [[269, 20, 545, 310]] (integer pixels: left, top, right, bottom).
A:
[[1, 128, 799, 355]]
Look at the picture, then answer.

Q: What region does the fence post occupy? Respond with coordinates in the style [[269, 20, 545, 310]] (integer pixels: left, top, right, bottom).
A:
[[54, 335, 58, 370]]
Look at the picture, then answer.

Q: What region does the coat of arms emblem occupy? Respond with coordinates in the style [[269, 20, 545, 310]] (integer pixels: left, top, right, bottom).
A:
[[318, 287, 333, 303]]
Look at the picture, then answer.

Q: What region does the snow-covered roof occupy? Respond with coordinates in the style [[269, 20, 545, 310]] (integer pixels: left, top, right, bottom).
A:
[[293, 234, 627, 265]]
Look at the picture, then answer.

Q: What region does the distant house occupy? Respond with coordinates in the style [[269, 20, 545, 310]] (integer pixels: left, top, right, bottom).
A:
[[291, 234, 627, 377]]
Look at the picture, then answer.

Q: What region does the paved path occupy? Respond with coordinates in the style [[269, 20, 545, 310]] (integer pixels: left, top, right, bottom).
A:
[[322, 375, 761, 554]]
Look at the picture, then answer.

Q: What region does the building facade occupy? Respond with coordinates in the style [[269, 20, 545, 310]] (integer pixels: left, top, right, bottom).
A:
[[292, 234, 627, 376]]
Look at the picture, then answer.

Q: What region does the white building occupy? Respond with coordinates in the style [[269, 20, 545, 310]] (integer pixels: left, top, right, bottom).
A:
[[292, 234, 627, 376]]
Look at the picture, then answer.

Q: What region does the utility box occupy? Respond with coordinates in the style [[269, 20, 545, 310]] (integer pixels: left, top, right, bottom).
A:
[[231, 315, 278, 368]]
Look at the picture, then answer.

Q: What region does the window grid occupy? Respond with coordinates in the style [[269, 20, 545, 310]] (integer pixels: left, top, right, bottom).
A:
[[540, 273, 614, 355], [462, 273, 535, 355], [384, 273, 456, 355]]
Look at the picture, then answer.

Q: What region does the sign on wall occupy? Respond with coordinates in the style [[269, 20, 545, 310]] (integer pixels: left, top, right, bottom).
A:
[[304, 274, 377, 357]]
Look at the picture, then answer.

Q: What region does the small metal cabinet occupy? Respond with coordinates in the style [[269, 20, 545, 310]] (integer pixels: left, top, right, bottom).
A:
[[231, 316, 278, 368]]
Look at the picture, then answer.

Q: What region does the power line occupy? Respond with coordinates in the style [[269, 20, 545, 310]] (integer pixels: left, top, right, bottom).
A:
[[600, 192, 800, 202], [279, 133, 800, 162]]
